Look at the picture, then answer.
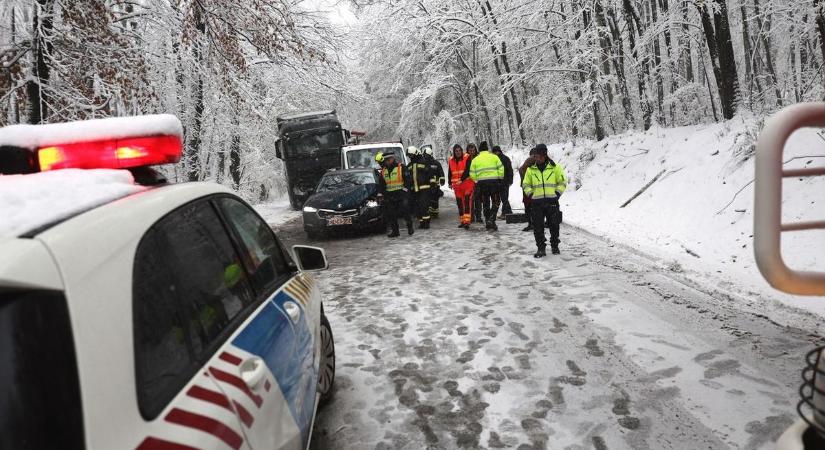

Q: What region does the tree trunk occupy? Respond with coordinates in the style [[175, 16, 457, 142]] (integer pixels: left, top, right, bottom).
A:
[[741, 3, 754, 108], [605, 6, 635, 126], [581, 9, 605, 140], [753, 0, 782, 106], [187, 6, 206, 182], [27, 0, 55, 124], [681, 0, 695, 83], [815, 0, 825, 97], [696, 0, 738, 120], [623, 0, 652, 129], [649, 0, 665, 121]]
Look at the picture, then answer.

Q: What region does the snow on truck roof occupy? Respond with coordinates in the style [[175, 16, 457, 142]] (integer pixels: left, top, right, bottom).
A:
[[0, 114, 182, 150], [277, 110, 336, 122]]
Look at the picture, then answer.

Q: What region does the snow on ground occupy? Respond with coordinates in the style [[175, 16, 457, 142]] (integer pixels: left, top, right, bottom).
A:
[[254, 198, 301, 229], [0, 169, 145, 237], [504, 114, 825, 322]]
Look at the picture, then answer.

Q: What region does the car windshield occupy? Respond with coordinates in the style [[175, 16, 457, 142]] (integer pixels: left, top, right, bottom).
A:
[[345, 147, 402, 169], [316, 172, 375, 192], [286, 130, 344, 158]]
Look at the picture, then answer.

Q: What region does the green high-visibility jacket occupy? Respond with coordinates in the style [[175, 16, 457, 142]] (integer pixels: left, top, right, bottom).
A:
[[523, 161, 567, 200], [469, 151, 504, 182]]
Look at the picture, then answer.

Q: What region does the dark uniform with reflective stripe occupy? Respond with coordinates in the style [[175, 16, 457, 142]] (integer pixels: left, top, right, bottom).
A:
[[379, 161, 414, 236], [409, 154, 432, 228]]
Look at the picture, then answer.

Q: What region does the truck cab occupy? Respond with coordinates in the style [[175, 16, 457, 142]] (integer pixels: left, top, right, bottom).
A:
[[276, 110, 349, 210]]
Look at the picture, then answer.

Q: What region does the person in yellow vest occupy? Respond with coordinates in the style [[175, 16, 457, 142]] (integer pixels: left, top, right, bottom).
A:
[[376, 152, 414, 237], [469, 141, 505, 231], [522, 144, 567, 257], [407, 146, 432, 229]]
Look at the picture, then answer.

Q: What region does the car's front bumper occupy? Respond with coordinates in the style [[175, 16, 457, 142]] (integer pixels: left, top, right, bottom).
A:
[[302, 207, 383, 232]]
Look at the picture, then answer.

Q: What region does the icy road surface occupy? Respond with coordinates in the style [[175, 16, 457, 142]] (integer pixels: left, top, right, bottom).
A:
[[273, 202, 821, 450]]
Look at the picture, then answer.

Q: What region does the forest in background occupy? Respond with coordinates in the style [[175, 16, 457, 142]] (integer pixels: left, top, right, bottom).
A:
[[2, 0, 825, 200]]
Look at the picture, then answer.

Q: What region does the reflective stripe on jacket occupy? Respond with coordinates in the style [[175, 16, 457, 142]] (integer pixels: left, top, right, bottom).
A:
[[382, 163, 405, 192], [410, 162, 431, 192], [523, 162, 567, 200], [448, 154, 469, 186], [469, 151, 504, 182]]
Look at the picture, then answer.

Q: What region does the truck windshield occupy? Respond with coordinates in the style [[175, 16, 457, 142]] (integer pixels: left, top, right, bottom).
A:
[[0, 289, 84, 450], [345, 147, 403, 169], [286, 130, 344, 158]]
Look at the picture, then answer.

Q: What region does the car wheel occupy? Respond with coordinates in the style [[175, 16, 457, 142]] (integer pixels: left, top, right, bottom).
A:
[[318, 313, 335, 405]]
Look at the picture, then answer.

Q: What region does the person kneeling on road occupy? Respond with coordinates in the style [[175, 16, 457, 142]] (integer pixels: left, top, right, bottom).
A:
[[376, 152, 414, 237], [522, 144, 567, 257]]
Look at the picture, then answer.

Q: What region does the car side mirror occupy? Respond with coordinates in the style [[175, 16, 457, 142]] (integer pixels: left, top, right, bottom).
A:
[[292, 245, 329, 272], [275, 142, 283, 160], [754, 102, 825, 295]]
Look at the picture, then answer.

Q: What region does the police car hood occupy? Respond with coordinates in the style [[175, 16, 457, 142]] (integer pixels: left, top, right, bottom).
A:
[[304, 184, 378, 210]]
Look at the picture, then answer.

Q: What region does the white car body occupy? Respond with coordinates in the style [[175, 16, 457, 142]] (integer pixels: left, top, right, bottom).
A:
[[1, 181, 330, 450]]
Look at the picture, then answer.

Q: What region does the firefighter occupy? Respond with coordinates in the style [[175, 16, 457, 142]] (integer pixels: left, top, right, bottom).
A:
[[376, 152, 414, 237], [469, 141, 505, 231], [422, 146, 445, 218], [407, 146, 432, 229], [492, 145, 514, 219], [462, 143, 483, 223], [522, 144, 567, 257], [519, 147, 539, 232], [448, 144, 473, 228]]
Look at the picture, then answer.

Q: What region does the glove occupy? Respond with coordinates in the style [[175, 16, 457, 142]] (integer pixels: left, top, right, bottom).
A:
[[402, 188, 409, 192], [555, 191, 563, 199]]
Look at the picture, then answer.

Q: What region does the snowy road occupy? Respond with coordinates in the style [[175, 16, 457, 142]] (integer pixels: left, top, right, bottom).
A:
[[273, 201, 820, 450]]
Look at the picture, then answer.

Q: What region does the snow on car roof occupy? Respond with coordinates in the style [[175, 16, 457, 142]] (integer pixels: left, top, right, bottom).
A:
[[0, 114, 182, 150], [0, 169, 145, 237], [342, 142, 403, 150]]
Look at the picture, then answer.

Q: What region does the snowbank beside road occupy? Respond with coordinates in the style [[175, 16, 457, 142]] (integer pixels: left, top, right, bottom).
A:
[[506, 114, 825, 319], [254, 198, 300, 229]]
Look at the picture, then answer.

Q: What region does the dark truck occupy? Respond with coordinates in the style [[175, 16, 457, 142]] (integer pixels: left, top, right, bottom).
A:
[[276, 110, 350, 210]]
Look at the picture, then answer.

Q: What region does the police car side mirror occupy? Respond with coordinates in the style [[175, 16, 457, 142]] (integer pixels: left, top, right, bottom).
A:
[[754, 102, 825, 295], [292, 245, 329, 272]]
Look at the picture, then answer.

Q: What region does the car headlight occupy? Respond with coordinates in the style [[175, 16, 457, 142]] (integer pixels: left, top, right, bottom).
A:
[[366, 200, 379, 208], [303, 206, 318, 213]]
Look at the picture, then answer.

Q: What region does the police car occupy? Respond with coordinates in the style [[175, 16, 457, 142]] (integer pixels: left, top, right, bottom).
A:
[[0, 115, 335, 450]]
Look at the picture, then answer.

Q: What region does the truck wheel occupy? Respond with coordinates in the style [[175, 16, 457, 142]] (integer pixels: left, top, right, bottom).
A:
[[318, 314, 336, 406]]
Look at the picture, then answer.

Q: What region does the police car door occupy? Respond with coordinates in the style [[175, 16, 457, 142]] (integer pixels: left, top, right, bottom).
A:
[[133, 199, 265, 450], [213, 197, 318, 449]]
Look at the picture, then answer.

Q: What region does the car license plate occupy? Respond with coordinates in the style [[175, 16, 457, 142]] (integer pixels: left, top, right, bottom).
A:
[[327, 216, 352, 226]]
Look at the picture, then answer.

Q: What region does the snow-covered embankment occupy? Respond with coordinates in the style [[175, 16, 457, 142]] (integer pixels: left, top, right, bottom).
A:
[[507, 114, 825, 322]]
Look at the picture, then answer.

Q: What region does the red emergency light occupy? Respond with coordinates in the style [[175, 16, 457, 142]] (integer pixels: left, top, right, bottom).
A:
[[37, 135, 182, 172], [350, 130, 367, 137]]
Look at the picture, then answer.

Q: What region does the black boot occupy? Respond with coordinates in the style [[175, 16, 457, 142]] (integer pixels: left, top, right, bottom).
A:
[[388, 230, 400, 238], [489, 222, 498, 231], [522, 224, 533, 232], [407, 221, 415, 235], [551, 245, 560, 255], [534, 247, 546, 258], [424, 219, 431, 229], [485, 221, 493, 230], [457, 223, 465, 228]]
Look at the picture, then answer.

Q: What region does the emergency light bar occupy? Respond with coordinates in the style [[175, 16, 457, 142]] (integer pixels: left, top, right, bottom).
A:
[[0, 114, 183, 174], [37, 135, 181, 171]]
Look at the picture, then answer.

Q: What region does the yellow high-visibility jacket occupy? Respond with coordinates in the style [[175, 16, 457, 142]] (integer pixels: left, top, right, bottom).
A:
[[523, 161, 567, 200], [469, 151, 504, 182]]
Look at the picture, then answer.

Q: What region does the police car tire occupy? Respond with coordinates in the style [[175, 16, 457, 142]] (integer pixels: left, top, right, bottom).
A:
[[318, 314, 336, 405]]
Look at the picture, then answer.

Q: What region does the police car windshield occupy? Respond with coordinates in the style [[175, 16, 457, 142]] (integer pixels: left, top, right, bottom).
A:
[[346, 147, 401, 169], [317, 172, 376, 192]]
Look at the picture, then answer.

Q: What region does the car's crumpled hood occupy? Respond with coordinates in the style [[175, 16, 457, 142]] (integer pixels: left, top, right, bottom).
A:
[[304, 184, 377, 211]]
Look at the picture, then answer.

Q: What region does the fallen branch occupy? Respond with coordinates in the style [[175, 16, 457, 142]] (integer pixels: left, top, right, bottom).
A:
[[620, 169, 667, 208]]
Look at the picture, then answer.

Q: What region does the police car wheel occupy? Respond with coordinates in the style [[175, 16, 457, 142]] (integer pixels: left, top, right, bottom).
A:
[[318, 314, 336, 404]]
